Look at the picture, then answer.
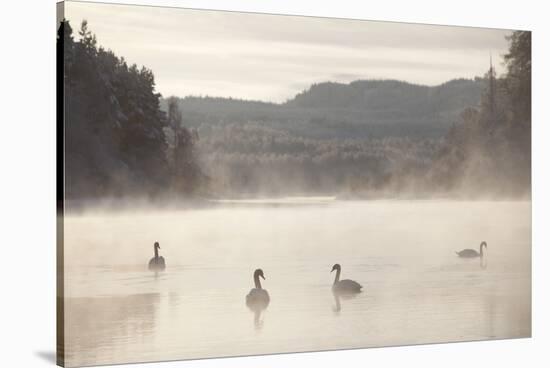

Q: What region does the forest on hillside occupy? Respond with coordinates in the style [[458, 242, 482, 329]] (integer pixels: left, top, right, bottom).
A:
[[161, 78, 487, 195], [428, 31, 531, 197], [166, 78, 485, 139], [58, 20, 204, 201], [59, 18, 531, 200]]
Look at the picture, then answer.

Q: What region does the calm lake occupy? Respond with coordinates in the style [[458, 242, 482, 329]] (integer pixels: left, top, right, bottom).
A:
[[62, 199, 531, 367]]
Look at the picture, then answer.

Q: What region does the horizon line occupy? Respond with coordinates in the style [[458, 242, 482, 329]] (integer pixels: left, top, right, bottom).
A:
[[161, 75, 489, 105]]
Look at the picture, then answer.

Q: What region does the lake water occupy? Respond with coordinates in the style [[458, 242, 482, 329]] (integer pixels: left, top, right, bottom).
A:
[[61, 199, 531, 367]]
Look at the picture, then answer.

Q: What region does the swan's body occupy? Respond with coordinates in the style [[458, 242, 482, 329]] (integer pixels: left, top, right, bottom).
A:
[[334, 279, 363, 293], [456, 249, 480, 258], [246, 269, 270, 308], [247, 288, 270, 306], [331, 264, 362, 293], [148, 242, 166, 271], [456, 241, 487, 258], [149, 256, 165, 270]]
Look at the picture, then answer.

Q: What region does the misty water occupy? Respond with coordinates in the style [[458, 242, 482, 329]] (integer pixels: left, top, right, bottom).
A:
[[62, 199, 531, 367]]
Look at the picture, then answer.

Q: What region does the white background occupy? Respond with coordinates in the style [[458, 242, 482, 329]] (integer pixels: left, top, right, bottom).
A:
[[0, 0, 548, 367]]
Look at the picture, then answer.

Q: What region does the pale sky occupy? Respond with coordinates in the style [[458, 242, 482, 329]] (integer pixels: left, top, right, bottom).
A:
[[65, 1, 512, 103]]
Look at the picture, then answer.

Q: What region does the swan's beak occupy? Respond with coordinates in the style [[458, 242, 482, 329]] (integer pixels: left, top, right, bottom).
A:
[[260, 274, 265, 280], [331, 268, 335, 273]]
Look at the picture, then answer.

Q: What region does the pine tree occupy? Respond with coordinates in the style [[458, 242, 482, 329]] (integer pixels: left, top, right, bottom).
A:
[[504, 31, 531, 125], [59, 20, 202, 199]]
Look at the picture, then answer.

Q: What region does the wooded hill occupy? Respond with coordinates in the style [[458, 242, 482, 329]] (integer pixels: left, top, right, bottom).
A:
[[59, 20, 203, 201], [167, 78, 485, 140]]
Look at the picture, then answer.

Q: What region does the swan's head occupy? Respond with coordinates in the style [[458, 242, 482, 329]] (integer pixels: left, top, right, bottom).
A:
[[154, 242, 160, 249], [254, 269, 265, 280], [331, 264, 341, 273], [480, 241, 487, 248]]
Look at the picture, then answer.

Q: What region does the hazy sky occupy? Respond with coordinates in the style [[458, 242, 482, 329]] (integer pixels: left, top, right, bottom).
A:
[[65, 1, 512, 103]]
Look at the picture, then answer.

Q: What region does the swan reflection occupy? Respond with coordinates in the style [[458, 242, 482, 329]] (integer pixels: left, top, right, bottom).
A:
[[480, 255, 488, 270], [332, 288, 360, 315]]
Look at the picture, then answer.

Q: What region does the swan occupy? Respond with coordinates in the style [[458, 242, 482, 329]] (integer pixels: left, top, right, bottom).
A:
[[331, 264, 362, 293], [246, 269, 270, 308], [456, 241, 487, 258], [148, 242, 166, 271]]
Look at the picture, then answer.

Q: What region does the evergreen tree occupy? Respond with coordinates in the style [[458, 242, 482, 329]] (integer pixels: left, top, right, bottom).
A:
[[504, 31, 531, 125], [165, 97, 203, 193], [429, 30, 531, 197], [58, 19, 201, 199]]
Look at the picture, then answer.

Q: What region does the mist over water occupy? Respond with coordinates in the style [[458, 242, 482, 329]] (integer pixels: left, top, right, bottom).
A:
[[62, 199, 531, 367]]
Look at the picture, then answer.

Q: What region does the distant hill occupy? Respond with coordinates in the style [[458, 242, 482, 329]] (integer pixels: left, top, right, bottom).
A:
[[288, 79, 483, 110], [165, 78, 485, 139], [159, 78, 486, 195]]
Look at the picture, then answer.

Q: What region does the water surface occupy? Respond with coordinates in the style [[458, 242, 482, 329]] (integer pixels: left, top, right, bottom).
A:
[[62, 199, 531, 367]]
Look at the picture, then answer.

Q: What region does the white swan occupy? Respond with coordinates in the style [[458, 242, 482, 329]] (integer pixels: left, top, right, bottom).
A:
[[246, 269, 270, 307], [331, 264, 362, 293], [456, 241, 487, 258], [148, 242, 166, 271]]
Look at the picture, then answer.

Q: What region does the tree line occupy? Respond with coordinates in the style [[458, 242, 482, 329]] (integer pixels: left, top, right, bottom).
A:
[[427, 31, 531, 198], [59, 20, 204, 200]]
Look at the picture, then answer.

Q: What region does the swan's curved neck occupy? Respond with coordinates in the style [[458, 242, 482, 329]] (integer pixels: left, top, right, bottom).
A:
[[254, 274, 262, 289], [480, 243, 485, 256], [154, 247, 159, 259], [333, 268, 341, 285]]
